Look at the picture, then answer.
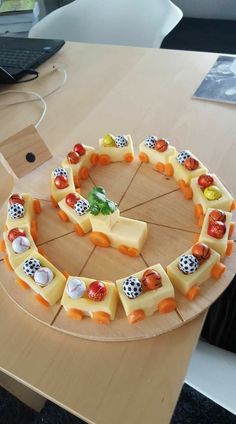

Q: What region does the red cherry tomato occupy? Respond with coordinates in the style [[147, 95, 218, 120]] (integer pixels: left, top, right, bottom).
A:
[[54, 175, 69, 189], [74, 143, 86, 156], [209, 209, 226, 223], [8, 227, 26, 242], [87, 280, 107, 301], [65, 193, 78, 208], [207, 221, 226, 239], [67, 151, 80, 164], [9, 193, 24, 206], [198, 174, 214, 189]]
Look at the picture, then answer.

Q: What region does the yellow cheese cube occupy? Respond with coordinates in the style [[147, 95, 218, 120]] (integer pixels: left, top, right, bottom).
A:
[[191, 174, 234, 213], [116, 264, 175, 320], [6, 193, 35, 230], [15, 252, 66, 306], [61, 145, 97, 178], [89, 209, 120, 232], [199, 209, 232, 256], [3, 224, 37, 269], [61, 277, 118, 321], [50, 167, 76, 204], [138, 140, 176, 166], [167, 247, 220, 296], [99, 135, 134, 162], [169, 152, 208, 185], [58, 194, 91, 234]]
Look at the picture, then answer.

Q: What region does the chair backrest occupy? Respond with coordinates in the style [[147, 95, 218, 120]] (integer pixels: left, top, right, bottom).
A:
[[29, 0, 182, 48]]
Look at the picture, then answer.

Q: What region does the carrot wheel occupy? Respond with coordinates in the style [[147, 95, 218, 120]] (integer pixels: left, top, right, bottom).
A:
[[74, 224, 85, 236], [138, 152, 149, 163], [124, 153, 134, 163], [211, 262, 226, 280], [98, 154, 111, 166], [3, 255, 13, 271], [183, 186, 193, 200], [16, 277, 29, 290], [0, 239, 6, 253], [194, 203, 203, 219], [155, 162, 165, 173], [79, 166, 89, 180], [198, 214, 205, 228], [91, 311, 110, 324], [127, 247, 139, 257], [67, 308, 84, 320], [89, 232, 110, 247], [158, 297, 177, 313], [37, 246, 49, 259], [226, 240, 234, 256], [63, 271, 70, 278], [185, 285, 200, 301], [178, 179, 186, 191], [31, 221, 38, 242], [57, 209, 69, 222], [90, 153, 99, 165], [194, 233, 200, 243], [33, 199, 41, 214], [50, 195, 58, 208], [165, 163, 174, 177], [230, 199, 236, 211], [229, 222, 235, 238], [73, 174, 80, 188], [128, 309, 145, 324], [35, 294, 49, 307], [118, 245, 128, 255]]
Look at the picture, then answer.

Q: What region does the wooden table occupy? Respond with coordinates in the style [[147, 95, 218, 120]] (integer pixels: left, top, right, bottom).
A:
[[0, 43, 235, 424]]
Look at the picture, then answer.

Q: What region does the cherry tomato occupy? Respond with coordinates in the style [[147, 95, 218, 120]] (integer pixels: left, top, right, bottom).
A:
[[65, 193, 78, 208], [9, 193, 24, 206], [67, 151, 80, 164], [87, 280, 107, 301], [54, 175, 69, 189], [8, 227, 26, 242], [74, 143, 86, 156]]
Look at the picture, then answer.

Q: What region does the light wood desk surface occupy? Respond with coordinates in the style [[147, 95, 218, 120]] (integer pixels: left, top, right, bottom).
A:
[[0, 43, 235, 424]]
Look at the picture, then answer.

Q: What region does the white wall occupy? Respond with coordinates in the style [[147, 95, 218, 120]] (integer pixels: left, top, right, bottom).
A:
[[172, 0, 236, 20]]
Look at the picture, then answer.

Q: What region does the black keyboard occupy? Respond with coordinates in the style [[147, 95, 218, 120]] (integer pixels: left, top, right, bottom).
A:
[[0, 48, 45, 70]]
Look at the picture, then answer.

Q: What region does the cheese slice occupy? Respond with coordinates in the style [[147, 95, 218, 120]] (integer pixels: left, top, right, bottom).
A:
[[89, 209, 120, 232], [61, 145, 96, 177], [99, 135, 134, 162], [169, 152, 208, 185], [191, 174, 234, 213], [58, 194, 91, 233], [6, 193, 35, 230], [50, 167, 76, 204], [61, 277, 118, 320], [199, 209, 232, 256], [167, 247, 220, 295], [3, 224, 37, 269], [15, 252, 66, 305], [139, 140, 176, 165], [116, 264, 175, 317]]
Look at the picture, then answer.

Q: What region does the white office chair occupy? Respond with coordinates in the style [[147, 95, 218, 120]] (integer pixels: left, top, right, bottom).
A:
[[185, 340, 236, 415], [29, 0, 182, 48]]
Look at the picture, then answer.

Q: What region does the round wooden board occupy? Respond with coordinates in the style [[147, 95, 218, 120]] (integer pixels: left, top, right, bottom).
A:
[[0, 157, 235, 342]]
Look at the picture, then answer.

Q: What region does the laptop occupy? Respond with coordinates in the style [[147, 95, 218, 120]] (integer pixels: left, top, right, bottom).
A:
[[0, 36, 65, 83]]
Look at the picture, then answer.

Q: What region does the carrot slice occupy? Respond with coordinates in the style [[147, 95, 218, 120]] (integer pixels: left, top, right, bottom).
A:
[[0, 239, 6, 253], [138, 152, 149, 163], [89, 232, 110, 247], [230, 199, 236, 211], [57, 209, 69, 222], [50, 195, 58, 208], [128, 309, 145, 324], [79, 166, 89, 180], [194, 233, 200, 243], [178, 179, 186, 191], [67, 308, 84, 320], [155, 162, 165, 173], [98, 154, 111, 166], [158, 297, 177, 313], [3, 255, 13, 271], [198, 214, 205, 228], [124, 153, 134, 163], [127, 247, 139, 257], [16, 277, 29, 290], [185, 285, 200, 301], [229, 222, 235, 238], [226, 240, 234, 256], [91, 311, 110, 324], [118, 245, 128, 255], [211, 262, 226, 280], [90, 153, 99, 165], [63, 271, 70, 278], [33, 199, 41, 214], [194, 203, 203, 219], [35, 294, 49, 307], [37, 246, 49, 260], [73, 173, 80, 188], [30, 222, 38, 242], [74, 224, 85, 236], [165, 163, 174, 177], [183, 186, 193, 200]]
